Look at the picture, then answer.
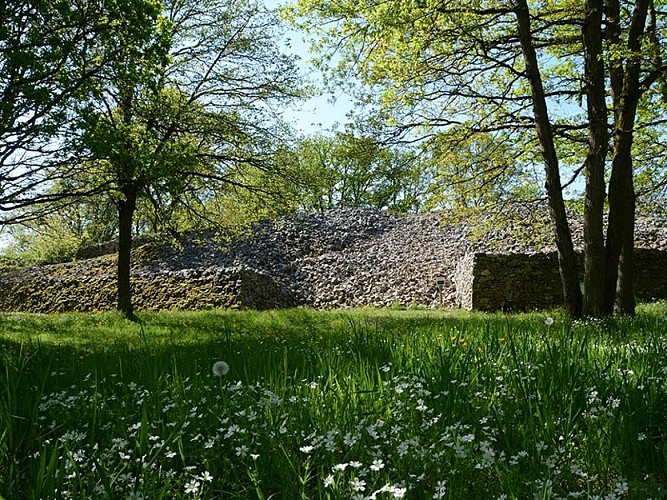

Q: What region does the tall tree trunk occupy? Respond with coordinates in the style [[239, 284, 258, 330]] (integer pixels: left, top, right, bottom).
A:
[[617, 197, 636, 315], [117, 184, 138, 320], [606, 127, 637, 315], [603, 0, 647, 315], [514, 0, 583, 318], [581, 0, 608, 317]]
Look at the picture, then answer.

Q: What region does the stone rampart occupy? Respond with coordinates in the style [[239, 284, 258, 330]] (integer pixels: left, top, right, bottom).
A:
[[455, 249, 667, 311], [0, 265, 297, 314], [2, 207, 667, 314]]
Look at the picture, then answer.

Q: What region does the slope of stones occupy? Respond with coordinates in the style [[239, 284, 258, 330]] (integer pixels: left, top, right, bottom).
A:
[[150, 209, 472, 309], [1, 204, 666, 313]]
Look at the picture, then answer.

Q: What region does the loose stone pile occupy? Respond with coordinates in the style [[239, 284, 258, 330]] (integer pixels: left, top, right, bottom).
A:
[[1, 204, 666, 313], [145, 209, 473, 309]]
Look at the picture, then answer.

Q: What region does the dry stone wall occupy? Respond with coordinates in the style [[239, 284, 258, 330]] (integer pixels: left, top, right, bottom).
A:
[[456, 249, 667, 312], [0, 263, 296, 314], [635, 250, 667, 302], [1, 205, 666, 313], [455, 252, 572, 311]]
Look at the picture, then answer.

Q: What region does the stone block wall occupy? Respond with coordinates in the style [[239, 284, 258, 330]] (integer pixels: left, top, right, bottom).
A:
[[454, 252, 566, 311], [455, 249, 667, 312], [635, 249, 667, 302]]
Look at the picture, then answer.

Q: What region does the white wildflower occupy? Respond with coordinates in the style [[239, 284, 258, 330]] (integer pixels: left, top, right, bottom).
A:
[[433, 480, 447, 499], [613, 481, 629, 495], [378, 484, 407, 498], [184, 479, 200, 494], [459, 433, 475, 443], [353, 478, 366, 492], [370, 459, 385, 471], [332, 463, 348, 473]]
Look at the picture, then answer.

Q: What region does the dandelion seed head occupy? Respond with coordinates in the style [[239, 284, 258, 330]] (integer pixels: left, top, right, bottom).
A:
[[212, 361, 229, 376]]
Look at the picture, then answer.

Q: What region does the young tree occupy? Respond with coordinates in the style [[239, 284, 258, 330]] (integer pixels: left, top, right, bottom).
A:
[[67, 0, 301, 318]]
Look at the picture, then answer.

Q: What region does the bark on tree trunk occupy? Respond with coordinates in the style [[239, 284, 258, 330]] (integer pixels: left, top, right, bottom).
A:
[[581, 0, 608, 317], [117, 184, 138, 320], [605, 134, 637, 315], [603, 0, 646, 316], [514, 0, 583, 318], [617, 203, 636, 315]]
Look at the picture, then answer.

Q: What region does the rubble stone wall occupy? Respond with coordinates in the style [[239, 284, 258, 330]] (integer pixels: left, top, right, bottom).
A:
[[0, 265, 296, 314]]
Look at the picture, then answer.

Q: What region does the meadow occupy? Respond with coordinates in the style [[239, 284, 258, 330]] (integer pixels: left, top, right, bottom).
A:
[[1, 305, 666, 499]]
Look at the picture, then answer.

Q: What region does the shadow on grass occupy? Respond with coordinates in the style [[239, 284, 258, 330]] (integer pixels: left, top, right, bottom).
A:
[[1, 304, 666, 498]]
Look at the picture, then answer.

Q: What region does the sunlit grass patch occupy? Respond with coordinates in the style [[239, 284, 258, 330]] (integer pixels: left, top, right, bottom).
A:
[[1, 305, 667, 498]]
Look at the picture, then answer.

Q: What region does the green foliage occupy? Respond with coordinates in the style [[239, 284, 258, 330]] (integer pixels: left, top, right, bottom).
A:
[[4, 226, 81, 266], [1, 306, 667, 498], [284, 127, 427, 213], [632, 90, 667, 204], [288, 0, 667, 203], [424, 129, 541, 210], [61, 0, 303, 231], [201, 120, 428, 231], [0, 0, 171, 206], [3, 190, 118, 265]]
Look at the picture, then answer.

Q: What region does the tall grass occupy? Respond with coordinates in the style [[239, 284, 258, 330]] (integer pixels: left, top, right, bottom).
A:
[[1, 306, 666, 499]]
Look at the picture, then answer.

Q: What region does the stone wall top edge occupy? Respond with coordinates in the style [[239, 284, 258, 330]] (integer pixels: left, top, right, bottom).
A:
[[469, 248, 666, 258]]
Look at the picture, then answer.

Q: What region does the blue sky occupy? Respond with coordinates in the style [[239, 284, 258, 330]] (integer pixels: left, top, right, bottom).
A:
[[266, 0, 355, 134]]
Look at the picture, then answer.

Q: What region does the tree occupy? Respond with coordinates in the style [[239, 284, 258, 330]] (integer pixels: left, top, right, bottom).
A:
[[423, 130, 539, 210], [0, 0, 166, 218], [288, 128, 426, 213], [513, 0, 666, 316], [290, 0, 667, 317], [602, 0, 658, 315], [4, 186, 117, 265], [65, 0, 301, 318]]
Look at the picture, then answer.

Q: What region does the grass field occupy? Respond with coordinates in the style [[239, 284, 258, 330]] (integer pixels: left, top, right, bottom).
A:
[[1, 305, 666, 499]]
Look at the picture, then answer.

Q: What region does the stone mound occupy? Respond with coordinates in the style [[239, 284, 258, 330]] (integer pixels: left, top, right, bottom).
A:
[[1, 204, 666, 313]]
